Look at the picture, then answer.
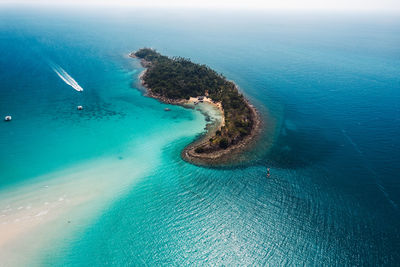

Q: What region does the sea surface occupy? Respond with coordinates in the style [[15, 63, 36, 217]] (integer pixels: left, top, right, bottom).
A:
[[0, 7, 399, 265]]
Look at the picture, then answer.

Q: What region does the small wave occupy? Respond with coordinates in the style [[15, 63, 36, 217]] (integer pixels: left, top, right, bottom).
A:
[[50, 62, 83, 92], [35, 210, 49, 217]]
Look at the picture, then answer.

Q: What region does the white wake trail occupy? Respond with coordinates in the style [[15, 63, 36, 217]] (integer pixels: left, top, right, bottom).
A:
[[342, 129, 398, 210], [51, 63, 83, 92]]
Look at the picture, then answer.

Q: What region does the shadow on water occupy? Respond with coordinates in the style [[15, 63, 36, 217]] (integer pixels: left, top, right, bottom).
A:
[[165, 114, 337, 171], [266, 119, 338, 169]]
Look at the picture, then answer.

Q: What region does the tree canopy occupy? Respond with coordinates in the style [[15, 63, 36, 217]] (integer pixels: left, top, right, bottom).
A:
[[135, 48, 254, 152]]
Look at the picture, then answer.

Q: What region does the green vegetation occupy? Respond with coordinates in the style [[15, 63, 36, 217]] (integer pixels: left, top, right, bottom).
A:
[[134, 48, 254, 152], [195, 147, 205, 153]]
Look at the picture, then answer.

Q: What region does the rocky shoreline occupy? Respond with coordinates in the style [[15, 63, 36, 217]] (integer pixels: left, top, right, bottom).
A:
[[130, 52, 263, 166], [182, 97, 262, 166]]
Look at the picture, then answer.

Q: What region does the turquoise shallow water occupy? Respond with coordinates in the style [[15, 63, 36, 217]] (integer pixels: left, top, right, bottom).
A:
[[1, 8, 400, 265]]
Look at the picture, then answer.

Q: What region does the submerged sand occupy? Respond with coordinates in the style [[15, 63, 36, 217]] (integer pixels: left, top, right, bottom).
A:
[[0, 154, 154, 266], [133, 57, 262, 166]]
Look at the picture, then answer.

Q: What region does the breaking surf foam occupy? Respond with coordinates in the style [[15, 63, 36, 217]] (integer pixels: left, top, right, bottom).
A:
[[50, 63, 83, 92]]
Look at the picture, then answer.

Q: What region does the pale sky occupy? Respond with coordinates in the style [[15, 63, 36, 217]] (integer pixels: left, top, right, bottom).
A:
[[1, 0, 400, 12]]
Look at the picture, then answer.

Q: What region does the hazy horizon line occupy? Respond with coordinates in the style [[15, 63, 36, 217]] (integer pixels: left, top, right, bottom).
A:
[[1, 0, 400, 14]]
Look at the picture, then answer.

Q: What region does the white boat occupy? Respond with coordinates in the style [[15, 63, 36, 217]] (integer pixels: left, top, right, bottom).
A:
[[4, 116, 12, 121]]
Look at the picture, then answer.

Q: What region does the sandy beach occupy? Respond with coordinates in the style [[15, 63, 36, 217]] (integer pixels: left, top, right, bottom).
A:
[[132, 54, 263, 166], [0, 155, 154, 266], [181, 96, 262, 166]]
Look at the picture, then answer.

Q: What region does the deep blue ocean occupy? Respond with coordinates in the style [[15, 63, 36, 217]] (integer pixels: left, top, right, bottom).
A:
[[0, 7, 399, 265]]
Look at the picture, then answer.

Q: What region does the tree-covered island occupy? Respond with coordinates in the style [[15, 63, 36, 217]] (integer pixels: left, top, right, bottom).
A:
[[131, 48, 261, 165]]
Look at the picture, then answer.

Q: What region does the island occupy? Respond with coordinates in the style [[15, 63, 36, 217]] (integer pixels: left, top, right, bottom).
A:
[[131, 48, 261, 166]]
